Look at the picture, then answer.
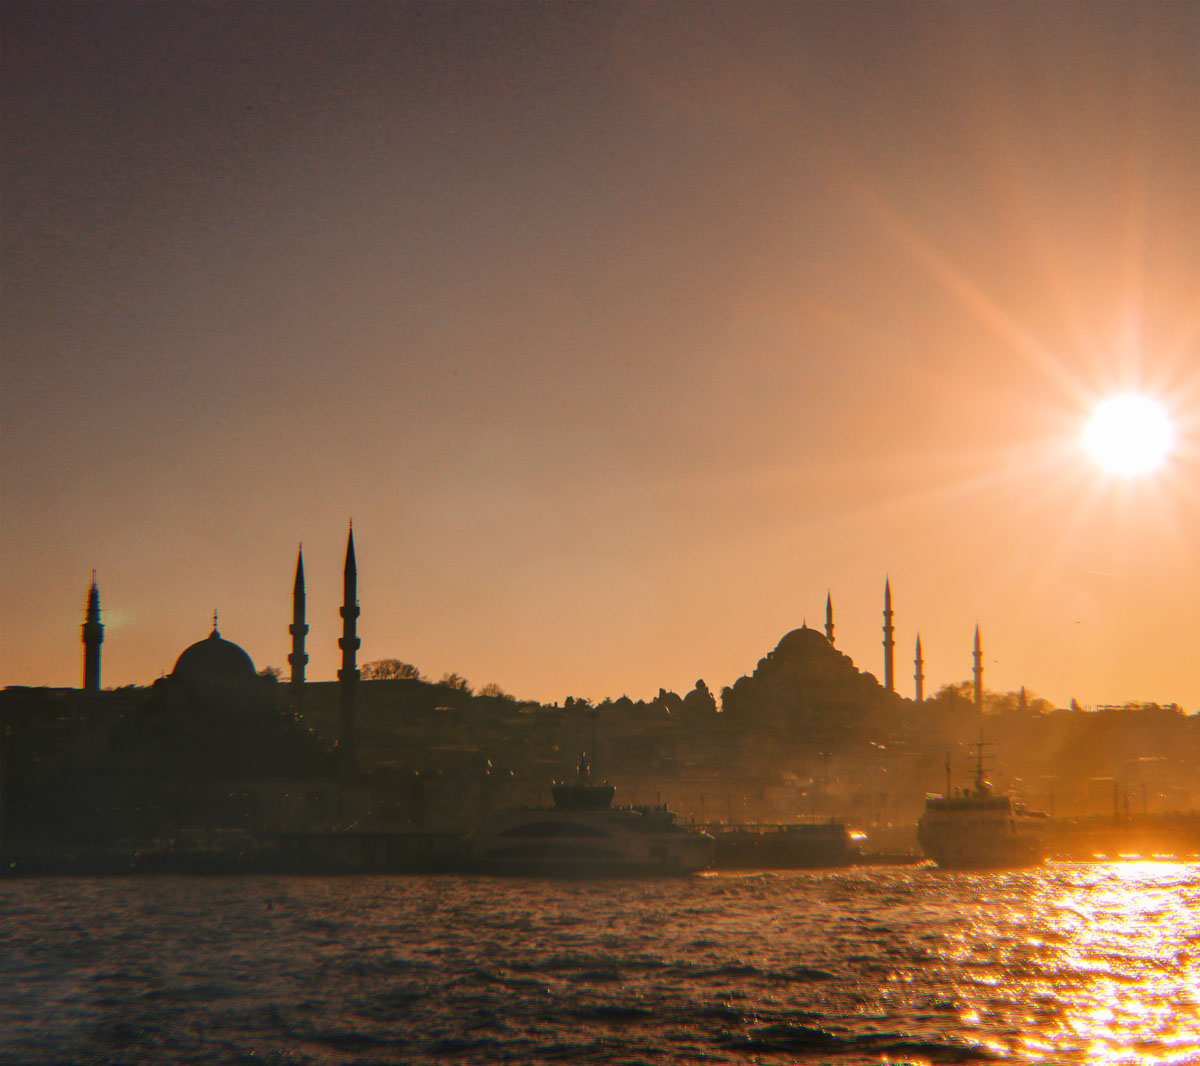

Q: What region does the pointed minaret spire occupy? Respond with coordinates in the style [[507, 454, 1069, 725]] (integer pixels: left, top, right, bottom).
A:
[[973, 623, 984, 713], [914, 633, 925, 702], [81, 572, 104, 692], [882, 577, 895, 692], [288, 544, 309, 701], [825, 590, 835, 646], [338, 523, 360, 778]]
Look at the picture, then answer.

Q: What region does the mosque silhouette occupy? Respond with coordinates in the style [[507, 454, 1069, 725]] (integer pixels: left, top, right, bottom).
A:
[[79, 526, 988, 725], [80, 527, 368, 779]]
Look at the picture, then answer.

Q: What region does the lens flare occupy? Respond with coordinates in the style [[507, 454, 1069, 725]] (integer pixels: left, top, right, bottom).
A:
[[1082, 394, 1174, 476]]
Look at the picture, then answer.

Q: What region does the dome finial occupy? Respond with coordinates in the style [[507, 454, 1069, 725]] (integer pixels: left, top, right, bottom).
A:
[[211, 609, 219, 636]]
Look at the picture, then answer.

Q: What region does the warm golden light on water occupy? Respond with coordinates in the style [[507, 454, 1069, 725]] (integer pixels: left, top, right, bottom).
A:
[[948, 862, 1200, 1064]]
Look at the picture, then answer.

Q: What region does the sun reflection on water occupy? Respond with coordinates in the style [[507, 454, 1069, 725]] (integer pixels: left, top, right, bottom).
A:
[[950, 862, 1200, 1064]]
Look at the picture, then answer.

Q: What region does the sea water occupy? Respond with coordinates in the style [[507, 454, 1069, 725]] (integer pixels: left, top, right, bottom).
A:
[[2, 863, 1197, 1065]]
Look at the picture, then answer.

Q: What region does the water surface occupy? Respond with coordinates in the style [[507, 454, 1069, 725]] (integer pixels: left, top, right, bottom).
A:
[[3, 862, 1197, 1064]]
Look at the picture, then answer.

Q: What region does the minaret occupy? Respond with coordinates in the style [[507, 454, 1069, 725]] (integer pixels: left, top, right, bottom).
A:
[[288, 545, 308, 702], [338, 525, 360, 778], [882, 577, 895, 692], [914, 633, 925, 702], [81, 572, 104, 692], [972, 623, 984, 713], [825, 590, 835, 646]]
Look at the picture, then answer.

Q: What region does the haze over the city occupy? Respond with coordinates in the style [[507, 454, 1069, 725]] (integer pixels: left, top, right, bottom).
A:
[[3, 0, 1197, 709]]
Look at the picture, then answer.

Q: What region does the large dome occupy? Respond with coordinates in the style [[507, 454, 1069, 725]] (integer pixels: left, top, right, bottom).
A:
[[171, 624, 257, 686], [773, 625, 835, 658], [757, 624, 855, 683]]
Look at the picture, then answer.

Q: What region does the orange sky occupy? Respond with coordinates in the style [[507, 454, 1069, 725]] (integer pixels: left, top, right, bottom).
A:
[[3, 1, 1198, 710]]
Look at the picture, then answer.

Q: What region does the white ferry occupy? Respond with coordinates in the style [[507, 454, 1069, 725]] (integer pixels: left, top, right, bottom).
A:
[[917, 743, 1049, 869], [472, 755, 715, 876]]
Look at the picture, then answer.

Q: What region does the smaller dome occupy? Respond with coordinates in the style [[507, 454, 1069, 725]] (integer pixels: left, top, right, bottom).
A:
[[171, 624, 257, 686]]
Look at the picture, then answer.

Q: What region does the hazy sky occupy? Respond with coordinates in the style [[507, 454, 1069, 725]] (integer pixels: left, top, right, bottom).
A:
[[3, 1, 1198, 710]]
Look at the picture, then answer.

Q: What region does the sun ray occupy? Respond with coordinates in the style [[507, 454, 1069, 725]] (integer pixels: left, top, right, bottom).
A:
[[840, 180, 1094, 406]]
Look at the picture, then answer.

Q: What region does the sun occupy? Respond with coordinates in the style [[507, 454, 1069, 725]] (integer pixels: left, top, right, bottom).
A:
[[1082, 394, 1174, 476]]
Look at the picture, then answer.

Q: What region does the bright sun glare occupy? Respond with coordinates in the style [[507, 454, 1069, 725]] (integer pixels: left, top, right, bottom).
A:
[[1082, 394, 1174, 476]]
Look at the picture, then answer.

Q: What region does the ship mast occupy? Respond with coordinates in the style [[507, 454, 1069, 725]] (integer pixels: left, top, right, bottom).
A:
[[970, 731, 994, 795], [589, 708, 598, 784]]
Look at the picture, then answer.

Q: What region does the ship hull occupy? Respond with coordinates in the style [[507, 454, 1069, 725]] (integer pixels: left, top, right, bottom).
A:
[[711, 824, 858, 869], [917, 815, 1048, 870], [471, 856, 708, 878], [471, 807, 714, 877], [916, 827, 1047, 870]]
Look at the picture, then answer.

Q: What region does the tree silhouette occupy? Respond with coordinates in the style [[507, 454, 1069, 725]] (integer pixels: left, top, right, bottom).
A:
[[478, 682, 510, 699], [439, 672, 472, 693], [362, 659, 422, 681]]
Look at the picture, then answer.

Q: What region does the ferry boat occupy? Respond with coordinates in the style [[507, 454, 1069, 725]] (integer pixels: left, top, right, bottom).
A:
[[708, 820, 861, 869], [471, 754, 715, 876], [917, 742, 1049, 869]]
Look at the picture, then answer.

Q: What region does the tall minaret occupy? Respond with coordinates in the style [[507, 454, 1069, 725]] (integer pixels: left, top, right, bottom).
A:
[[972, 623, 984, 713], [825, 591, 835, 646], [882, 577, 895, 692], [81, 572, 104, 692], [914, 633, 925, 702], [338, 524, 360, 778], [288, 545, 308, 701]]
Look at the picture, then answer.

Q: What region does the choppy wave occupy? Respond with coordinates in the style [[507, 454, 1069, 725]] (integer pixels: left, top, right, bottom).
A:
[[1, 863, 1197, 1065]]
